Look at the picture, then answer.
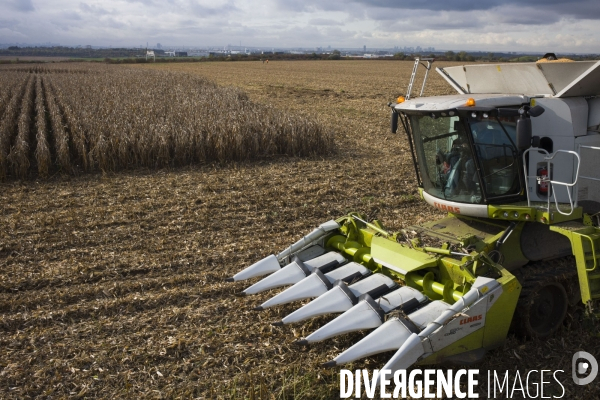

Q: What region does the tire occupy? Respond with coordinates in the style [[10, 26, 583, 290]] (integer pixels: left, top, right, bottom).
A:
[[512, 260, 576, 339]]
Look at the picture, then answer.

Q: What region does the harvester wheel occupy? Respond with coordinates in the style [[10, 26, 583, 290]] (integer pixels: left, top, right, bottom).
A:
[[513, 261, 576, 339]]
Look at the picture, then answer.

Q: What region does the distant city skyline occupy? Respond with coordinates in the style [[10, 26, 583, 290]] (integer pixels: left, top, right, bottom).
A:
[[3, 1, 600, 53], [3, 42, 596, 57]]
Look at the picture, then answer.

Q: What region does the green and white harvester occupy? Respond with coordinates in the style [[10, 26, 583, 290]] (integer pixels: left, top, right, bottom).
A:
[[227, 56, 600, 372]]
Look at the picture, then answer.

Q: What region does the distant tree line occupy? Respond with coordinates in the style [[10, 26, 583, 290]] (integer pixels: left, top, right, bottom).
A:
[[1, 46, 598, 64], [0, 46, 142, 58], [103, 52, 344, 64], [0, 46, 347, 63]]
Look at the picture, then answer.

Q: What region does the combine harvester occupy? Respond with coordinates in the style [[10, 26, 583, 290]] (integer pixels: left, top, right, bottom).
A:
[[228, 55, 600, 372]]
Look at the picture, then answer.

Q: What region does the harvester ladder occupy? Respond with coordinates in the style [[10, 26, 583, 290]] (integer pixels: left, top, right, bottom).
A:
[[572, 230, 600, 305], [406, 58, 434, 100], [551, 224, 600, 312]]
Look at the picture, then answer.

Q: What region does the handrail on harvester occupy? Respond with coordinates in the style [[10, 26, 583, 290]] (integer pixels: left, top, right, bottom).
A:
[[406, 58, 434, 100], [522, 148, 580, 216], [522, 145, 600, 216]]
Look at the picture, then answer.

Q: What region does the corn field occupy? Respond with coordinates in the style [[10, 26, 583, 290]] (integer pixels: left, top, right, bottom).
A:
[[0, 64, 334, 180]]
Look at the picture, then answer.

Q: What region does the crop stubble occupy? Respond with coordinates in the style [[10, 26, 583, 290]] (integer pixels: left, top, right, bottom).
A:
[[0, 60, 598, 399]]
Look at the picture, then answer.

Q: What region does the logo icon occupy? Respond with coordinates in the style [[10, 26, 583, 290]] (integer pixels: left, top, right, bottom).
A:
[[572, 351, 598, 385]]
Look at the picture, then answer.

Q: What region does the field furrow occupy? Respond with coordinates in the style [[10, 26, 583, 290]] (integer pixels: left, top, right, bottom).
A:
[[46, 77, 89, 171], [0, 270, 215, 312], [44, 75, 72, 173]]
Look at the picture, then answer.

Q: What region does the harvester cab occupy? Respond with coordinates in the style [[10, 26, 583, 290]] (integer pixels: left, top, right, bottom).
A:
[[228, 57, 600, 373]]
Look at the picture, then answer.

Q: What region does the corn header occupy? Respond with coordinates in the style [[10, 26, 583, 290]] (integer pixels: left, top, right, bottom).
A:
[[228, 55, 600, 373]]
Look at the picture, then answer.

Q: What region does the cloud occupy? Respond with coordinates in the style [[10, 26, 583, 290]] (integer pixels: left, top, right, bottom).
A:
[[0, 27, 29, 39], [187, 1, 238, 17], [123, 0, 158, 5], [79, 3, 112, 16], [0, 0, 599, 53], [7, 0, 34, 12], [351, 0, 597, 16], [293, 0, 600, 27], [0, 18, 21, 29], [353, 0, 502, 12], [272, 0, 346, 13], [57, 11, 83, 22], [308, 18, 345, 27]]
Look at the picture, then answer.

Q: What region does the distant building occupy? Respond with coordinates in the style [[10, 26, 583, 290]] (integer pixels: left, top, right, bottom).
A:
[[188, 50, 209, 57], [165, 51, 187, 57]]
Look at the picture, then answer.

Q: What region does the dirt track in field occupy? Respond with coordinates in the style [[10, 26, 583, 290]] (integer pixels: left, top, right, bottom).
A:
[[1, 60, 599, 399]]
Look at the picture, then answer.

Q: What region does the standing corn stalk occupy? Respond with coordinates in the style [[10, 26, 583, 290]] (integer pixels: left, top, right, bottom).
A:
[[0, 73, 28, 180], [0, 73, 22, 118], [0, 64, 334, 178], [7, 74, 35, 179], [35, 75, 51, 178]]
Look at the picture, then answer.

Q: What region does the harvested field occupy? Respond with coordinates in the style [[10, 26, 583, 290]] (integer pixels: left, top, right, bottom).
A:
[[1, 60, 599, 399]]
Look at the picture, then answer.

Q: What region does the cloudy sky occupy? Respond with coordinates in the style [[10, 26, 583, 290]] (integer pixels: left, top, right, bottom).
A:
[[2, 0, 600, 53]]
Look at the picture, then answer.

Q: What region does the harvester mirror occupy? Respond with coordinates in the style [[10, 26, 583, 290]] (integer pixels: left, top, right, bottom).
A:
[[390, 109, 399, 134], [515, 105, 545, 150], [516, 117, 532, 150]]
